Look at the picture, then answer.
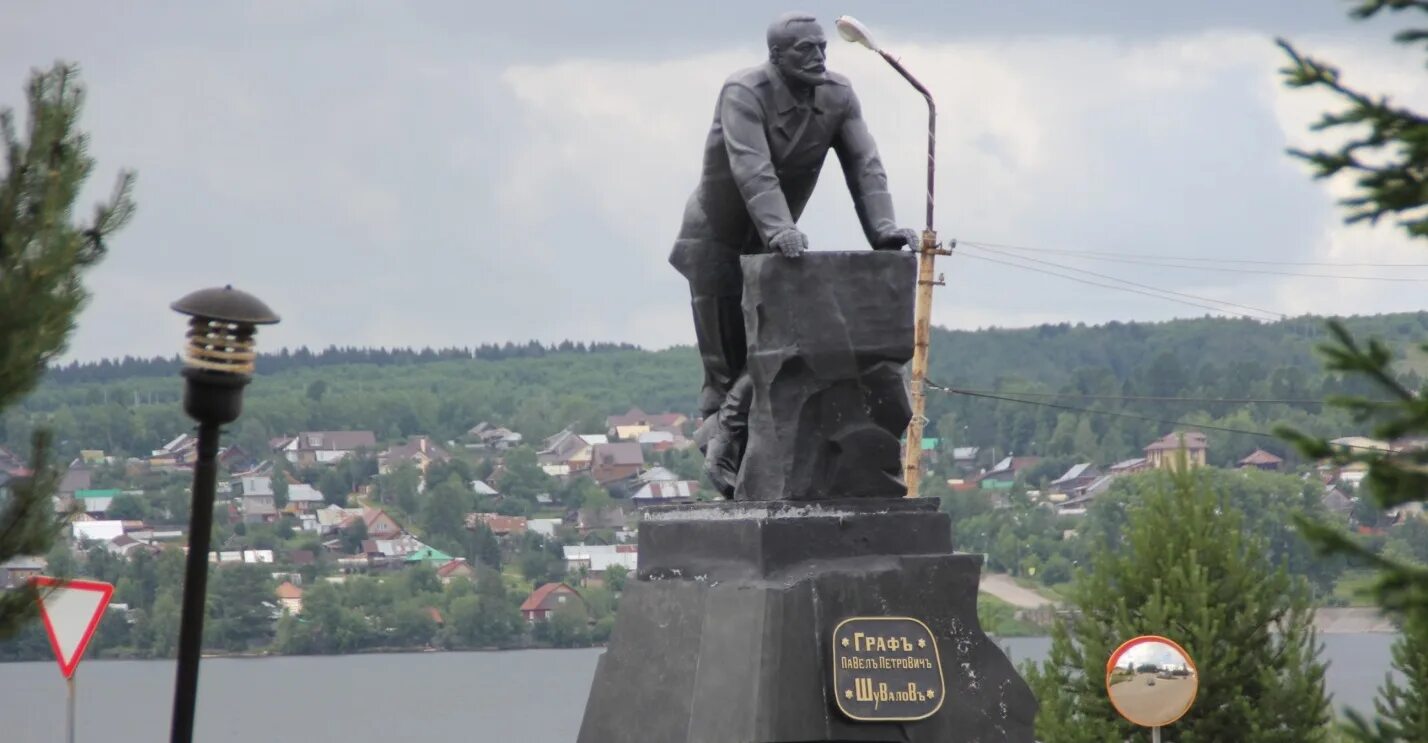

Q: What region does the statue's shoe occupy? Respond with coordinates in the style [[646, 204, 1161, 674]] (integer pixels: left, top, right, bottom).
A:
[[702, 433, 738, 498]]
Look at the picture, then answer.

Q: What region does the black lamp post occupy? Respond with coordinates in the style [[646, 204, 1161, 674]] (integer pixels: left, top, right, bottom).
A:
[[168, 286, 278, 743]]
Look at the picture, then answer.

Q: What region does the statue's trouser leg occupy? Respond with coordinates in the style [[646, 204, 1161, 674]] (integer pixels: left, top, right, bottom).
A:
[[699, 374, 750, 498], [682, 243, 749, 497], [688, 286, 749, 498], [688, 287, 746, 420]]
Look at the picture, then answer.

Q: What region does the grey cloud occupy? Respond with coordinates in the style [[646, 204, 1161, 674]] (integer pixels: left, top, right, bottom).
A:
[[0, 4, 1422, 362]]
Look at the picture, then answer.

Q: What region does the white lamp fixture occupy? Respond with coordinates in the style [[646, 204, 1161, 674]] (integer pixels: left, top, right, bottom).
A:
[[835, 15, 879, 52]]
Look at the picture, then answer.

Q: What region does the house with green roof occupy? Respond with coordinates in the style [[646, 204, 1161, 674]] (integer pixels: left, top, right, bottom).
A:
[[74, 489, 122, 515], [404, 546, 454, 565]]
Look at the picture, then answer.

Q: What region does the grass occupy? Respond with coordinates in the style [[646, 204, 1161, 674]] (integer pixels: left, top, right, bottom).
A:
[[977, 594, 1050, 638], [1040, 581, 1073, 602], [502, 566, 534, 596], [1400, 343, 1428, 377], [1010, 574, 1069, 603], [1330, 569, 1378, 607]]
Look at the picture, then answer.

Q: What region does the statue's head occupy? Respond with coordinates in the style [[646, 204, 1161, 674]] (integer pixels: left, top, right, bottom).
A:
[[767, 12, 828, 87]]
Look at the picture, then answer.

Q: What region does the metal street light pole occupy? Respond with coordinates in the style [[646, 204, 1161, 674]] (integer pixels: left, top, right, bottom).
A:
[[168, 286, 278, 743], [836, 16, 951, 498]]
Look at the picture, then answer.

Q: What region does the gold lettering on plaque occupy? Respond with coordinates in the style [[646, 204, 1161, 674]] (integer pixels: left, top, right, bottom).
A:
[[831, 617, 946, 722]]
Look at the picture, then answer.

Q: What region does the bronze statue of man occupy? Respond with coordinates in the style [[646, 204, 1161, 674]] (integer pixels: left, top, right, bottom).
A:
[[669, 11, 918, 495]]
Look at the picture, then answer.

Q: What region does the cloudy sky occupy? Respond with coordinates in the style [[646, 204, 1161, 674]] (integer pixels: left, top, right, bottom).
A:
[[4, 1, 1426, 362]]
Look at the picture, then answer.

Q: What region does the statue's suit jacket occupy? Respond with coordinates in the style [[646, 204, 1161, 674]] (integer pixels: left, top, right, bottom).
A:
[[669, 62, 898, 296]]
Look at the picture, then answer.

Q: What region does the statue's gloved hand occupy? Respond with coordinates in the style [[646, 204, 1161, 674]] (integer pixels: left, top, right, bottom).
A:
[[769, 228, 809, 258], [874, 227, 920, 251]]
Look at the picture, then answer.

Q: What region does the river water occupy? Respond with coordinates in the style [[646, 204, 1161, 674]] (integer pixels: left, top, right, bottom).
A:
[[0, 635, 1400, 742]]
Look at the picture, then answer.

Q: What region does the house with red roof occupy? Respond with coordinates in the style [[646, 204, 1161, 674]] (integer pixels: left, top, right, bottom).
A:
[[1238, 449, 1284, 472], [520, 582, 588, 623], [378, 435, 451, 476], [1144, 431, 1208, 471], [591, 443, 644, 485], [606, 408, 689, 440], [436, 558, 476, 584], [341, 507, 402, 539], [465, 513, 528, 537], [275, 581, 304, 615]]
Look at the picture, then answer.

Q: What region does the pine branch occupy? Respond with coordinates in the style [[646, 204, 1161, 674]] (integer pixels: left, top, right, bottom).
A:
[[1351, 0, 1428, 22], [1275, 33, 1428, 237], [0, 61, 133, 637], [0, 62, 135, 412], [0, 430, 66, 638]]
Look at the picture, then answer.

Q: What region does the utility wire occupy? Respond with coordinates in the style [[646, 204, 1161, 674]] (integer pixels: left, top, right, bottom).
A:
[[959, 244, 1285, 319], [964, 241, 1428, 283], [926, 381, 1282, 440], [954, 251, 1281, 321], [949, 389, 1329, 405], [960, 238, 1428, 269], [928, 381, 1391, 452]]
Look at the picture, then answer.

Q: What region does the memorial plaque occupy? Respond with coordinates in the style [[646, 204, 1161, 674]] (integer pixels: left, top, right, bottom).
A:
[[831, 616, 945, 722]]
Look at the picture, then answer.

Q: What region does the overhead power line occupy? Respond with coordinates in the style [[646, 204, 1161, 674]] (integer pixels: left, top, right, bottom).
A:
[[949, 389, 1329, 405], [926, 381, 1283, 440], [958, 244, 1285, 319], [964, 241, 1428, 282], [929, 381, 1392, 453], [954, 251, 1282, 321], [960, 238, 1428, 270]]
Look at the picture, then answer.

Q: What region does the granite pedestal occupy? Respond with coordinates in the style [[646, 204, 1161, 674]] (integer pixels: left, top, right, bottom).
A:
[[576, 500, 1037, 743]]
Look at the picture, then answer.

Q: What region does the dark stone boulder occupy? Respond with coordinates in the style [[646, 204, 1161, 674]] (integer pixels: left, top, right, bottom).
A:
[[737, 251, 916, 501]]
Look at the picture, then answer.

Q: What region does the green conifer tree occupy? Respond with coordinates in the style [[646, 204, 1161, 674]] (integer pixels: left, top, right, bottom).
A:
[[0, 62, 135, 636], [1025, 465, 1330, 742], [1278, 4, 1428, 740], [1350, 610, 1428, 742]]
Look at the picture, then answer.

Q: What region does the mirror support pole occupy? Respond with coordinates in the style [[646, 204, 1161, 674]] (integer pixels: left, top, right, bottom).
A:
[[1151, 727, 1161, 743]]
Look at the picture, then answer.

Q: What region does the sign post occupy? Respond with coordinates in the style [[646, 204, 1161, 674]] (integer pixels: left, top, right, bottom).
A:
[[67, 675, 76, 743], [31, 576, 115, 743]]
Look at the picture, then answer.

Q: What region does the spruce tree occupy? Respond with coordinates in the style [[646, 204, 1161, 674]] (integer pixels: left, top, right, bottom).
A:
[[1025, 465, 1330, 742], [0, 62, 135, 636], [1353, 611, 1428, 742]]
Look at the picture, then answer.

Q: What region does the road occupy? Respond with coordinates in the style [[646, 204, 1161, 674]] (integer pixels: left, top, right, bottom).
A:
[[1108, 674, 1195, 724], [980, 573, 1058, 609]]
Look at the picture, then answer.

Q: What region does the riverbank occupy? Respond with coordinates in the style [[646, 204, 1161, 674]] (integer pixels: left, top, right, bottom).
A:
[[1314, 607, 1398, 633], [979, 573, 1399, 636], [1, 636, 1401, 743], [0, 634, 601, 664]]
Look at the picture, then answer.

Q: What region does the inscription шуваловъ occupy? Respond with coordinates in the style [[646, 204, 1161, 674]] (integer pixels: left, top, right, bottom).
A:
[[831, 617, 945, 722]]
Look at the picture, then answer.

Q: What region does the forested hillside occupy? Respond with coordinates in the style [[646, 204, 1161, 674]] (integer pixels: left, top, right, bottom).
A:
[[6, 311, 1427, 467], [925, 311, 1428, 467]]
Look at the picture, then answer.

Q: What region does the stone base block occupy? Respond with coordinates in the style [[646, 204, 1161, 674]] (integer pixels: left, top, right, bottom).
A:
[[577, 501, 1037, 743]]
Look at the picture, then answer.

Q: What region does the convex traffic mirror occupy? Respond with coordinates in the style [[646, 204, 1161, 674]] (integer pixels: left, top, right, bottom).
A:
[[1106, 635, 1198, 732]]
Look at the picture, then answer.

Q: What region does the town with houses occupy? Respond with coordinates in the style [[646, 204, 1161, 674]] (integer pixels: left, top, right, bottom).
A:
[[949, 430, 1422, 525], [0, 406, 700, 653], [0, 403, 1422, 654]]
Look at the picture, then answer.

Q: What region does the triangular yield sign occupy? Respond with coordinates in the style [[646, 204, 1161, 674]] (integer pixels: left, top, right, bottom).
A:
[[32, 576, 114, 679]]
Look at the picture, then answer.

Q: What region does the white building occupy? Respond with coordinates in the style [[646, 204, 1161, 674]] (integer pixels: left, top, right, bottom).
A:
[[563, 544, 638, 575]]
